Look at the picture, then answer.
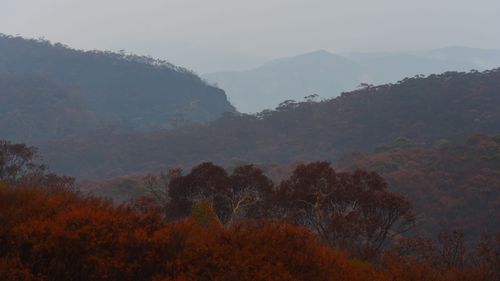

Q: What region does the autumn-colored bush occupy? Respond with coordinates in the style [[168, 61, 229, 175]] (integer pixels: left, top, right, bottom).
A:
[[0, 186, 383, 281], [1, 184, 498, 280], [0, 186, 163, 281]]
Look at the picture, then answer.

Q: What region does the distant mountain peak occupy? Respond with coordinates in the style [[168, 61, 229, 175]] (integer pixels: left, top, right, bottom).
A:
[[262, 49, 351, 69], [299, 49, 334, 57], [204, 47, 500, 113]]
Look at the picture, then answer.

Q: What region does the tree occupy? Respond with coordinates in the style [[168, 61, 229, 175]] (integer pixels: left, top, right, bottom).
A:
[[144, 167, 182, 212], [0, 140, 46, 182], [276, 162, 415, 259], [0, 140, 75, 190], [0, 140, 46, 184], [168, 162, 231, 222], [226, 165, 273, 225], [304, 94, 319, 102], [477, 233, 500, 281], [149, 163, 274, 226], [276, 99, 298, 111]]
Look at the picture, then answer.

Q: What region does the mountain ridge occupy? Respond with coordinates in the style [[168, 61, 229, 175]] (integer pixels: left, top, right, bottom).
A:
[[0, 34, 235, 141], [41, 69, 500, 179], [204, 47, 500, 112]]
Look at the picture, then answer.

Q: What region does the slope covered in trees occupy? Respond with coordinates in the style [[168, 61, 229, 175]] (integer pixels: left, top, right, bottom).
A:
[[0, 75, 99, 142], [339, 134, 500, 240], [0, 34, 235, 139], [42, 69, 500, 179], [82, 134, 500, 245]]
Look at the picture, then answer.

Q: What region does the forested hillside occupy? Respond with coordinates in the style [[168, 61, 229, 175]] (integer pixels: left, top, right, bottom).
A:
[[0, 34, 235, 138], [79, 134, 500, 243], [42, 69, 500, 179], [339, 134, 500, 240], [0, 75, 99, 142]]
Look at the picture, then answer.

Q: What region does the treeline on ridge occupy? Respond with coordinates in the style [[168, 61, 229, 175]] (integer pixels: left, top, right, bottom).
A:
[[0, 34, 235, 142], [41, 68, 500, 179]]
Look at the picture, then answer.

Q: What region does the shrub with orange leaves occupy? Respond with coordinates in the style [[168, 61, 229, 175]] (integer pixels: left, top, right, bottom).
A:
[[0, 185, 381, 281], [1, 183, 496, 281]]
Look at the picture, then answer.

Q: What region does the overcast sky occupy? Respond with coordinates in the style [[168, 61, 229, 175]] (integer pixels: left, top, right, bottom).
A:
[[1, 0, 499, 73]]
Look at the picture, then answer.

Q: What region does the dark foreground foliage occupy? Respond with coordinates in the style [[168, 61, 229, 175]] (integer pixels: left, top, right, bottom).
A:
[[1, 186, 499, 281]]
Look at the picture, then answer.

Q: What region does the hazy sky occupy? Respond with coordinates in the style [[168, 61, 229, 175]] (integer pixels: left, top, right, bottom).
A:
[[1, 0, 499, 73]]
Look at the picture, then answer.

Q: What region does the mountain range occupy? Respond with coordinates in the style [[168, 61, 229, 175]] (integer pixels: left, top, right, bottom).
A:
[[203, 47, 500, 113], [40, 69, 500, 179]]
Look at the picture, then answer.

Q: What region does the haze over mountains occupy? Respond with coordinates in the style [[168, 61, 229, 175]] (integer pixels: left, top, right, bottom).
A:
[[1, 35, 495, 233], [0, 34, 235, 142], [204, 47, 500, 113], [31, 67, 499, 240], [41, 69, 500, 179], [1, 34, 499, 170], [3, 0, 500, 279], [1, 32, 500, 279]]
